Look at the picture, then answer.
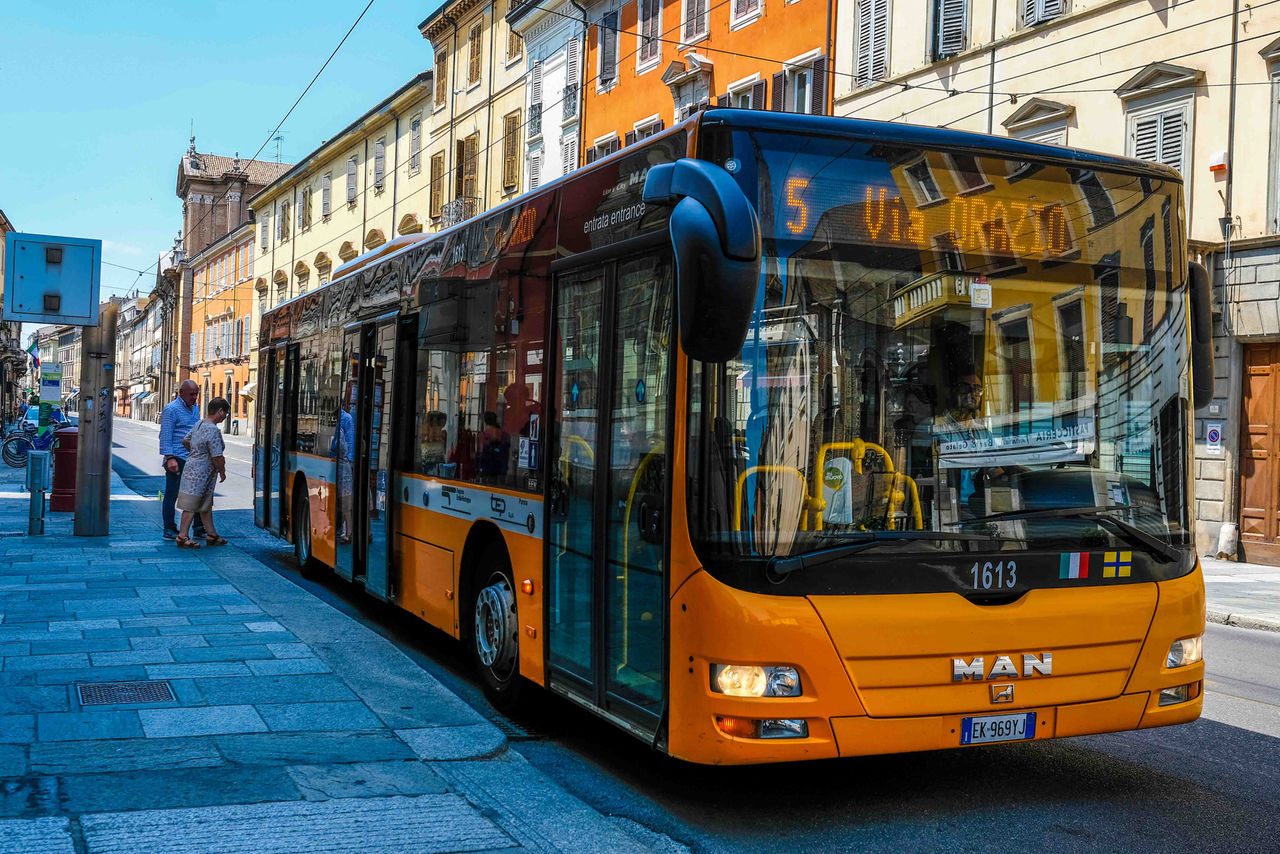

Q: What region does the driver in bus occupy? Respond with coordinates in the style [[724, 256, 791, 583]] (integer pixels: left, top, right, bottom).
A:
[[934, 369, 1022, 515]]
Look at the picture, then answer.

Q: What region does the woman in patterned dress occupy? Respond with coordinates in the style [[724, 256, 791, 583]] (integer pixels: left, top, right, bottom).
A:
[[175, 397, 231, 548]]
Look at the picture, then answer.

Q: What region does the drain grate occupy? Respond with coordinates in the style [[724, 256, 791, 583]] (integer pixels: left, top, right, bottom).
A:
[[490, 716, 543, 741], [78, 680, 175, 706]]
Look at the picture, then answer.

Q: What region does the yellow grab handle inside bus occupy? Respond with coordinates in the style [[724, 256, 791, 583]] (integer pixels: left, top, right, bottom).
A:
[[733, 466, 812, 533], [619, 449, 664, 673], [813, 440, 922, 531]]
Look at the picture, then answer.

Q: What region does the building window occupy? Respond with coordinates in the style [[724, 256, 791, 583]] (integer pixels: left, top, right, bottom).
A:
[[1022, 0, 1066, 28], [562, 133, 579, 175], [259, 213, 268, 249], [468, 22, 483, 86], [906, 160, 943, 204], [409, 116, 422, 174], [529, 150, 542, 190], [507, 28, 523, 62], [300, 187, 312, 230], [731, 0, 762, 28], [789, 66, 812, 114], [586, 135, 620, 163], [529, 61, 543, 139], [435, 49, 448, 108], [321, 174, 332, 217], [948, 152, 987, 192], [683, 0, 708, 41], [771, 59, 825, 114], [429, 152, 445, 219], [503, 111, 521, 191], [998, 315, 1034, 430], [933, 0, 967, 60], [346, 156, 358, 204], [1270, 68, 1280, 232], [627, 118, 664, 146], [933, 231, 963, 272], [1128, 102, 1190, 179], [460, 133, 479, 201], [1069, 168, 1115, 228], [599, 12, 619, 87], [564, 38, 580, 120], [278, 201, 290, 241], [638, 0, 661, 69], [374, 137, 386, 190], [854, 0, 889, 86]]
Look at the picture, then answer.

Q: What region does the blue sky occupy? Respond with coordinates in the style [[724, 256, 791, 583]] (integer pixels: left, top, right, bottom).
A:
[[0, 0, 439, 306]]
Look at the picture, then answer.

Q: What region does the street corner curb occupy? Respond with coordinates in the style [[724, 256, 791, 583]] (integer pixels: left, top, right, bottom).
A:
[[1207, 609, 1280, 633], [396, 722, 509, 761]]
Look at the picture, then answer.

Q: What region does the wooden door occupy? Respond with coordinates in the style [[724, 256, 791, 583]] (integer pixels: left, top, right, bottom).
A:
[[1239, 343, 1280, 563]]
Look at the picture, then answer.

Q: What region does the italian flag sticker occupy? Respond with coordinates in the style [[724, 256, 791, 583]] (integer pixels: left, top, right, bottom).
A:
[[1059, 552, 1090, 580]]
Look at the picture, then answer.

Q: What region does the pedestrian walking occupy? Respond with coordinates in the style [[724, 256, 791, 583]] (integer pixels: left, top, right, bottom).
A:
[[160, 380, 205, 540], [175, 397, 231, 549]]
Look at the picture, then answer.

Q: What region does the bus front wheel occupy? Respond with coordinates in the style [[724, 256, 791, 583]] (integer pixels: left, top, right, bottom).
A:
[[470, 544, 524, 709], [293, 489, 322, 580]]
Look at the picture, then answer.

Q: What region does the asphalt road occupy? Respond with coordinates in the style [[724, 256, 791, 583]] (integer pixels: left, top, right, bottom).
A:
[[109, 417, 1280, 853]]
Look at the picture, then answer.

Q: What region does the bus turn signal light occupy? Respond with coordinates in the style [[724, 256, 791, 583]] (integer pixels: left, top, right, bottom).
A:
[[520, 579, 535, 595], [715, 716, 810, 740], [1159, 681, 1202, 706]]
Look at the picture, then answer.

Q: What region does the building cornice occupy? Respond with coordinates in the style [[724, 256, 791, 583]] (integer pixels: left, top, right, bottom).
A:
[[185, 221, 255, 267], [420, 0, 487, 42]]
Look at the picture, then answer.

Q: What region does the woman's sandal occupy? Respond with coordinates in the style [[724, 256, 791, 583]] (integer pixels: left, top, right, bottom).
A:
[[204, 534, 228, 547], [176, 535, 201, 549]]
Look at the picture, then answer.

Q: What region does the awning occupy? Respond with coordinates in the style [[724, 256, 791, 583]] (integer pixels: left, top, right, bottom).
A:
[[239, 382, 257, 400], [132, 391, 151, 403]]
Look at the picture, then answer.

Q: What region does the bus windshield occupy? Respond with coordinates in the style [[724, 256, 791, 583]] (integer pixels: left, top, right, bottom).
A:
[[689, 126, 1191, 564]]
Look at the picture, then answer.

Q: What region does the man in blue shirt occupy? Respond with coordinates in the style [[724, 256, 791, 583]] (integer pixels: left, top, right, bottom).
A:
[[159, 380, 205, 539]]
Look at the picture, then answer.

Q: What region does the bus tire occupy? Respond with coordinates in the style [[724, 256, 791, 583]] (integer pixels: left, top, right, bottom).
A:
[[293, 488, 322, 580], [469, 542, 525, 709]]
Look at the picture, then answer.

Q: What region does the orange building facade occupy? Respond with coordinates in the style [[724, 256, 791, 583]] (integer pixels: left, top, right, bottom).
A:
[[187, 222, 256, 435], [580, 0, 831, 162]]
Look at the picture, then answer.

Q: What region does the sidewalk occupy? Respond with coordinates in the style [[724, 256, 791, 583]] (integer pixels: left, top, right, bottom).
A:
[[1202, 557, 1280, 632], [0, 465, 671, 853]]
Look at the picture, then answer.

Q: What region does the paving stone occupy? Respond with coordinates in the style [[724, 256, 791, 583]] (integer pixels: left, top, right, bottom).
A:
[[83, 627, 156, 639], [245, 621, 286, 633], [1, 685, 70, 714], [171, 645, 277, 663], [196, 675, 357, 706], [205, 631, 296, 646], [37, 710, 144, 742], [396, 723, 507, 761], [246, 658, 331, 676], [145, 662, 253, 679], [138, 705, 268, 738], [0, 816, 74, 854], [0, 715, 34, 744], [214, 731, 416, 766], [29, 737, 223, 774], [3, 653, 89, 672], [79, 795, 512, 853], [29, 637, 131, 655], [47, 618, 120, 631], [120, 616, 190, 628], [156, 623, 250, 636], [285, 760, 448, 800], [0, 628, 81, 642], [257, 701, 383, 733], [189, 613, 263, 626], [128, 635, 209, 651], [0, 744, 26, 777], [266, 642, 312, 659], [35, 665, 149, 685], [0, 773, 59, 818], [60, 764, 299, 815], [223, 604, 264, 615], [314, 642, 478, 729], [0, 643, 29, 657], [90, 649, 175, 667]]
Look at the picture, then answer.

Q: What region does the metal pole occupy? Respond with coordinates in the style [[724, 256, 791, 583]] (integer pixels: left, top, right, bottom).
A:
[[74, 304, 118, 536]]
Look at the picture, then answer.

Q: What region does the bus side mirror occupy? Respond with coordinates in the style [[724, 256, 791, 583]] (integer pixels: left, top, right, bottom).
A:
[[1188, 261, 1214, 410], [643, 159, 761, 363]]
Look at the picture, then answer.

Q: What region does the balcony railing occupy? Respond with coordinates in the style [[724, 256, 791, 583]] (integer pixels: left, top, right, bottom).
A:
[[528, 104, 542, 139], [563, 85, 579, 120], [440, 196, 481, 228]]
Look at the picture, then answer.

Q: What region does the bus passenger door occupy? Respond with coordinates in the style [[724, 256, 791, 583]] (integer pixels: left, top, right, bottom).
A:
[[363, 320, 399, 600], [256, 347, 277, 530], [279, 344, 299, 537], [548, 252, 673, 734], [335, 329, 360, 582]]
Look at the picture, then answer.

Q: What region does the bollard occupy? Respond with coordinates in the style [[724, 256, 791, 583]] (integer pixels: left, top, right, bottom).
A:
[[26, 450, 51, 535], [51, 427, 79, 512]]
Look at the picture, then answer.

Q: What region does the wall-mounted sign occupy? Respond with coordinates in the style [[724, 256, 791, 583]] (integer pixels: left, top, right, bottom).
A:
[[1205, 422, 1222, 456]]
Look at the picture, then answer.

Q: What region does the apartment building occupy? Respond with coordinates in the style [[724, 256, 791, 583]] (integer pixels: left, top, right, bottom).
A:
[[508, 0, 583, 189], [187, 222, 256, 434], [420, 0, 527, 228], [581, 0, 830, 161]]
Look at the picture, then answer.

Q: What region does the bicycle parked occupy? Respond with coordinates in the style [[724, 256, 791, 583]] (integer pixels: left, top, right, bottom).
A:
[[2, 421, 73, 468]]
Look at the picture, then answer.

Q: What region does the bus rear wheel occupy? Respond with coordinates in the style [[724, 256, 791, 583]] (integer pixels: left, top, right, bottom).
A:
[[470, 544, 524, 709], [293, 489, 322, 580]]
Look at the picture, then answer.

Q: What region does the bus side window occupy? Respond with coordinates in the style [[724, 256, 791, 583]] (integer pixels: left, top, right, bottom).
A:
[[414, 348, 462, 478]]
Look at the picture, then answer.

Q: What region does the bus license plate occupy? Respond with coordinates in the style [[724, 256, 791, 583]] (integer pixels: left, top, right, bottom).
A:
[[960, 712, 1037, 745]]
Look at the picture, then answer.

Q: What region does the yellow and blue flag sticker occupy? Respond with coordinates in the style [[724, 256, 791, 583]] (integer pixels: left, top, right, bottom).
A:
[[1102, 551, 1132, 578]]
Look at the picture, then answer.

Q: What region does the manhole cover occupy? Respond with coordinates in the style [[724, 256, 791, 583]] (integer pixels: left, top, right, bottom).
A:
[[78, 680, 175, 706], [490, 716, 542, 741]]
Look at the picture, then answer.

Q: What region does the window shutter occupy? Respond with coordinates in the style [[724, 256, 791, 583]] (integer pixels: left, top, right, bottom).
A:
[[276, 205, 284, 240], [751, 80, 767, 109], [936, 0, 966, 57], [297, 191, 306, 229], [624, 130, 637, 147], [562, 134, 578, 175], [321, 175, 331, 216], [469, 24, 482, 84], [586, 147, 599, 164], [771, 72, 786, 110], [259, 214, 268, 249], [640, 0, 660, 63], [429, 153, 445, 217], [435, 49, 448, 105], [374, 139, 386, 188], [531, 60, 543, 105], [856, 0, 889, 84], [529, 150, 542, 189], [1132, 114, 1160, 163], [566, 38, 580, 87], [600, 14, 618, 83], [1159, 109, 1185, 174], [810, 58, 827, 115], [1022, 0, 1038, 25], [410, 118, 422, 171], [346, 157, 357, 202], [716, 94, 729, 107], [1041, 0, 1064, 18]]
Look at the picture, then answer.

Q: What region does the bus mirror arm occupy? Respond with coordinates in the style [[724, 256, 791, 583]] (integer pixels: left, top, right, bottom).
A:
[[643, 160, 762, 363], [1188, 261, 1214, 410]]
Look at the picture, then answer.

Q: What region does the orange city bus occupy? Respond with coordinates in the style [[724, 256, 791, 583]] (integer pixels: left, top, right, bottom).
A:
[[255, 109, 1213, 765]]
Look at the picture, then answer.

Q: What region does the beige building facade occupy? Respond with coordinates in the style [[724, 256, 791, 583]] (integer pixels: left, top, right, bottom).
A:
[[421, 0, 528, 228], [249, 72, 434, 312], [832, 0, 1280, 559]]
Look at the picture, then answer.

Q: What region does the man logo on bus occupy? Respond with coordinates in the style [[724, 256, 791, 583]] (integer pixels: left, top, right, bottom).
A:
[[952, 653, 1053, 682]]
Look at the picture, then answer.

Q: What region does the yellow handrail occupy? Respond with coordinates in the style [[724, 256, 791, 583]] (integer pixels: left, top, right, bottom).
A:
[[813, 440, 922, 530], [733, 465, 812, 533]]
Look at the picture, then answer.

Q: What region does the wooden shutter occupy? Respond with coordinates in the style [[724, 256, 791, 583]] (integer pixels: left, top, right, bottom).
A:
[[771, 72, 786, 110], [503, 112, 520, 189], [640, 0, 660, 63], [529, 150, 542, 189], [346, 157, 357, 203], [435, 49, 448, 106], [601, 13, 618, 83], [321, 175, 331, 216], [1021, 0, 1038, 25], [374, 138, 386, 189], [624, 130, 637, 147], [1041, 0, 1064, 19], [586, 147, 598, 164], [259, 214, 268, 249], [562, 134, 578, 175], [810, 58, 827, 115], [429, 153, 444, 217], [410, 118, 422, 171], [276, 204, 285, 240], [1159, 109, 1186, 174], [686, 0, 708, 40], [463, 134, 479, 199], [856, 0, 889, 84], [936, 0, 966, 57], [752, 80, 767, 109], [468, 23, 482, 85], [566, 37, 580, 87], [716, 94, 729, 107]]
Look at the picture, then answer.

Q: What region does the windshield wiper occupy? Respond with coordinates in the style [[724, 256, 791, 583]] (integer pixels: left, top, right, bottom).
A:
[[945, 505, 1181, 564], [766, 532, 1003, 578]]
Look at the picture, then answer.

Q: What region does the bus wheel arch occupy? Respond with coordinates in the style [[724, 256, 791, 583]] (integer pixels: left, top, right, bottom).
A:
[[290, 475, 321, 579], [461, 523, 525, 708]]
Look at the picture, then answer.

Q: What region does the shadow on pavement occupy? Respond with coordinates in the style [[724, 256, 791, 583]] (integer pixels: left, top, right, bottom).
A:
[[111, 454, 165, 498]]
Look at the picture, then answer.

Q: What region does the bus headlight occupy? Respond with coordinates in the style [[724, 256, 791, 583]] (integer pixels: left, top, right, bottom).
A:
[[711, 664, 802, 697], [1166, 635, 1203, 668]]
